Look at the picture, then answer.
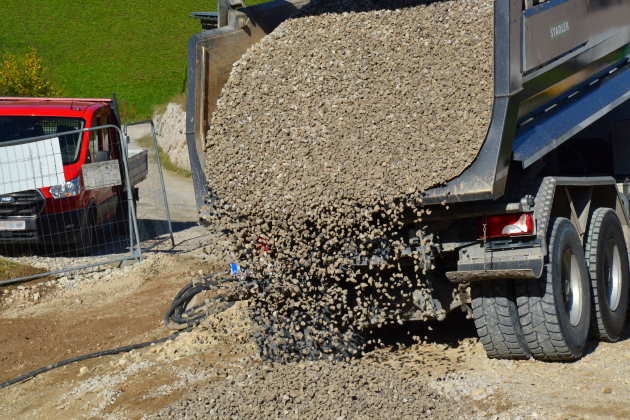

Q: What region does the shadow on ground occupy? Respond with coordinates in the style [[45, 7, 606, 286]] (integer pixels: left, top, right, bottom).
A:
[[138, 219, 197, 241], [367, 310, 477, 351], [0, 219, 199, 260]]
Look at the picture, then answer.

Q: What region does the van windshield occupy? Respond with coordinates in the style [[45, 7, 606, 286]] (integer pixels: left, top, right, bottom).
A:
[[0, 116, 85, 165]]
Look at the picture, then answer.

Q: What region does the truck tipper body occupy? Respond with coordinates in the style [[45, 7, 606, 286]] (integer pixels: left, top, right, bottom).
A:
[[186, 0, 630, 361], [0, 97, 147, 248]]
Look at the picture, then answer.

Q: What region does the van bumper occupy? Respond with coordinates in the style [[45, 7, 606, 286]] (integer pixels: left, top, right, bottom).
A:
[[0, 210, 84, 245]]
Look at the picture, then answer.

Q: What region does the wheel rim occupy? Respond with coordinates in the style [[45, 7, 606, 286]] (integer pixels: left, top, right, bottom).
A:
[[604, 239, 623, 311], [561, 248, 584, 326]]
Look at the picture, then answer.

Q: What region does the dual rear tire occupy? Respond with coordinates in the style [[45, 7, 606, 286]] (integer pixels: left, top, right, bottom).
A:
[[473, 210, 629, 361], [516, 217, 592, 360], [472, 280, 530, 360], [585, 209, 630, 342]]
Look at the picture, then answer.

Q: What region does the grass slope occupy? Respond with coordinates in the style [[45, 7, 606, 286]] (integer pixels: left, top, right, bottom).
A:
[[136, 135, 192, 178], [1, 0, 266, 120]]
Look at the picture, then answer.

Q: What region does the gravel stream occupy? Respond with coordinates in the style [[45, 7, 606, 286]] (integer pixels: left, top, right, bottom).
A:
[[203, 0, 494, 361]]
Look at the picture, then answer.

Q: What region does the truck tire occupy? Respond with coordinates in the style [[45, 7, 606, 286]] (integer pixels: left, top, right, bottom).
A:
[[516, 218, 592, 361], [471, 280, 530, 359], [584, 208, 629, 342]]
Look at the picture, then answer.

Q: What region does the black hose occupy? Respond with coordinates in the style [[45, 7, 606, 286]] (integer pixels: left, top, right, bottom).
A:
[[0, 327, 192, 390], [163, 272, 242, 327], [0, 271, 242, 390]]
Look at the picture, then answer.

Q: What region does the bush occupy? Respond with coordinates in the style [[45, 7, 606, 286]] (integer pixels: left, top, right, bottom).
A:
[[0, 49, 61, 97]]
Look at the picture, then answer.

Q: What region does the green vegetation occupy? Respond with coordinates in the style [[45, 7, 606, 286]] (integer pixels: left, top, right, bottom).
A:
[[0, 49, 62, 97], [0, 257, 45, 281], [0, 0, 268, 121], [136, 135, 192, 178]]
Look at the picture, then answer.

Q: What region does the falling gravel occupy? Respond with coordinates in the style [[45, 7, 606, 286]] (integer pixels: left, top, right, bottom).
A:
[[204, 0, 494, 360]]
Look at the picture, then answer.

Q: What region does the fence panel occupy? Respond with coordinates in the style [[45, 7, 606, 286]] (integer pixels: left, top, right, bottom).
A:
[[124, 121, 175, 252], [0, 124, 141, 286]]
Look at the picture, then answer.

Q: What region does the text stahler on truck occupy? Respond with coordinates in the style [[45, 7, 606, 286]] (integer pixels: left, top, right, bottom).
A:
[[0, 97, 147, 251], [185, 0, 630, 361]]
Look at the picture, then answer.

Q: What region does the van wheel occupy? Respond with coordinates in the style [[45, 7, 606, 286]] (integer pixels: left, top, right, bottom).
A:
[[471, 280, 530, 359], [585, 208, 629, 342], [78, 206, 96, 253], [516, 218, 592, 361]]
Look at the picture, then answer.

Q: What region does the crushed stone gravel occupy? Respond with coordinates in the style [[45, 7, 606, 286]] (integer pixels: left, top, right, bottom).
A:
[[203, 0, 494, 361], [206, 0, 493, 206], [154, 102, 190, 172], [151, 359, 478, 420]]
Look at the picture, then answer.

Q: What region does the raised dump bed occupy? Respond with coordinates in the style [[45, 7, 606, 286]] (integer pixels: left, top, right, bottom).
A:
[[186, 0, 310, 208]]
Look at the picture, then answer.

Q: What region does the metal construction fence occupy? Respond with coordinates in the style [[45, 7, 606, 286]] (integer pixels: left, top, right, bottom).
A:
[[0, 121, 173, 286], [124, 120, 175, 251]]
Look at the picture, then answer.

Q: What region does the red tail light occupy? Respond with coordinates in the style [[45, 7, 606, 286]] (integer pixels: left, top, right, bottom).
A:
[[480, 213, 535, 239]]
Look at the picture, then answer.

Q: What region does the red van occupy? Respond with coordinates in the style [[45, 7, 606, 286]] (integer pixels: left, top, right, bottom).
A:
[[0, 97, 147, 249]]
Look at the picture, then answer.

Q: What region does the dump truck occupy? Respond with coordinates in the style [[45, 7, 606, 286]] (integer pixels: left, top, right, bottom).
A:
[[185, 0, 630, 361]]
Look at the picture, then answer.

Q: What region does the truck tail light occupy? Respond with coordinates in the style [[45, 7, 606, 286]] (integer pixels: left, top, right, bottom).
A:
[[480, 213, 535, 239]]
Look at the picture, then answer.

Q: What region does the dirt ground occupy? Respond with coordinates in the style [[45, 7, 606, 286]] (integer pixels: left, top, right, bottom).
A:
[[2, 232, 630, 419], [0, 240, 231, 419]]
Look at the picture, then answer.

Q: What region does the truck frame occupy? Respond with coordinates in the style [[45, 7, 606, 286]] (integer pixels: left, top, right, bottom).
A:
[[186, 0, 630, 361]]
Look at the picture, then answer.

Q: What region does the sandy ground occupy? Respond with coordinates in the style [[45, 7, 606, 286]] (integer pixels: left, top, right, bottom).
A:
[[132, 134, 196, 224]]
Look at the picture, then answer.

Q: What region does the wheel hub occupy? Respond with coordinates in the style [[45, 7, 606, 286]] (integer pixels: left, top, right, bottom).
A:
[[561, 248, 584, 326], [604, 239, 622, 311]]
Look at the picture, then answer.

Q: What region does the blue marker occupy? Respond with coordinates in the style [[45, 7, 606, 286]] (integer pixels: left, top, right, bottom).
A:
[[229, 263, 241, 276]]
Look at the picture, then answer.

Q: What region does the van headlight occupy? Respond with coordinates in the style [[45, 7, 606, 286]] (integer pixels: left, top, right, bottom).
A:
[[50, 176, 81, 199]]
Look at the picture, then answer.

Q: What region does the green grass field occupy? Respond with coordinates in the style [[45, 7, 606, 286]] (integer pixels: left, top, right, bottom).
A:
[[0, 1, 264, 120]]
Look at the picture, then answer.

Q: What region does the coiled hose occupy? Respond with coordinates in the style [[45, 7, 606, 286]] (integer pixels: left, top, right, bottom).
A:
[[163, 272, 241, 327]]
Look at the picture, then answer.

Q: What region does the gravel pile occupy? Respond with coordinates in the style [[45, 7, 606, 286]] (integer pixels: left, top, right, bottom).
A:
[[152, 359, 477, 419], [204, 0, 494, 360]]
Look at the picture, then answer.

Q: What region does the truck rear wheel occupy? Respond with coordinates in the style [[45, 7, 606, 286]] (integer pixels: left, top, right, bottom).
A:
[[584, 208, 629, 342], [471, 280, 530, 359], [517, 218, 592, 361]]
